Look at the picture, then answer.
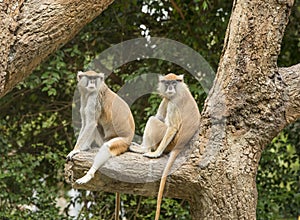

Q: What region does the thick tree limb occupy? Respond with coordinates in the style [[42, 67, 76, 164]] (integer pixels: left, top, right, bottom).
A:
[[65, 59, 300, 199], [0, 0, 114, 98], [64, 60, 300, 197], [64, 140, 202, 201], [279, 64, 300, 124]]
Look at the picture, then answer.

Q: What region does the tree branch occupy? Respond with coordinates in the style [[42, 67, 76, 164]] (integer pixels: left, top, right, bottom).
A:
[[64, 64, 300, 206], [0, 0, 114, 98], [279, 64, 300, 124], [64, 140, 202, 200]]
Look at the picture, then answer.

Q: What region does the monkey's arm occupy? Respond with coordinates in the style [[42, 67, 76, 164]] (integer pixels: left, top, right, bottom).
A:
[[67, 121, 98, 160], [75, 121, 97, 148], [67, 94, 100, 160], [155, 98, 168, 122], [143, 126, 178, 158], [144, 103, 181, 158], [77, 95, 87, 141], [75, 95, 100, 148]]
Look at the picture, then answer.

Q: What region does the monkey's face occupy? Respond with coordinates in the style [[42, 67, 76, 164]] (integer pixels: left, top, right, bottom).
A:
[[158, 74, 184, 99], [77, 71, 104, 93], [159, 80, 179, 98]]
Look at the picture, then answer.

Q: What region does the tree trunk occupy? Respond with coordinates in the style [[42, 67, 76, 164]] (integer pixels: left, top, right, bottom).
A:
[[65, 1, 300, 219], [192, 0, 296, 218], [0, 0, 114, 97]]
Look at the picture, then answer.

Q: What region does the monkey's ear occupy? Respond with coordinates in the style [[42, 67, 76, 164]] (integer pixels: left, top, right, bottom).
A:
[[99, 72, 105, 80], [77, 71, 84, 81], [158, 75, 165, 82], [177, 74, 184, 82]]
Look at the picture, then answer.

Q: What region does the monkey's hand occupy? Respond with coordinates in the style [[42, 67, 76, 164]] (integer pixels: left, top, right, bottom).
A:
[[76, 172, 94, 184], [143, 151, 163, 158], [66, 149, 80, 161], [129, 142, 150, 154]]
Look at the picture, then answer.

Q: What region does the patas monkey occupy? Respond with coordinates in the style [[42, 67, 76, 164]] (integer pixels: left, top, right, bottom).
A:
[[67, 70, 135, 219], [67, 70, 135, 182], [130, 73, 200, 220]]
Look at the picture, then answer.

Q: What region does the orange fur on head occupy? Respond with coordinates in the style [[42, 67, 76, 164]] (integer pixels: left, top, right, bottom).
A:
[[161, 73, 184, 81], [77, 70, 104, 82], [82, 70, 102, 76]]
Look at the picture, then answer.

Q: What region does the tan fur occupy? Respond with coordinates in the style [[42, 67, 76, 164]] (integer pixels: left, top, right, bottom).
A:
[[109, 139, 130, 156], [135, 73, 200, 220], [67, 70, 135, 220], [67, 70, 135, 158]]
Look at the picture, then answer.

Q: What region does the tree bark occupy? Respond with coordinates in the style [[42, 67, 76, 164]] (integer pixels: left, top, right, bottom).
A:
[[0, 0, 114, 97], [65, 1, 300, 219], [64, 63, 300, 218], [65, 58, 300, 217], [1, 0, 298, 219]]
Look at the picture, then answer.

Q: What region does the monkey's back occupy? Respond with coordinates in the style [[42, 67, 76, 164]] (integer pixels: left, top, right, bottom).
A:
[[167, 89, 200, 151], [98, 87, 135, 145]]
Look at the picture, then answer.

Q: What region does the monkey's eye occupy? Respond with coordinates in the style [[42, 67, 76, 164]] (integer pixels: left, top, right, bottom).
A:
[[176, 79, 182, 82], [164, 80, 177, 86], [88, 76, 100, 80], [160, 80, 166, 83]]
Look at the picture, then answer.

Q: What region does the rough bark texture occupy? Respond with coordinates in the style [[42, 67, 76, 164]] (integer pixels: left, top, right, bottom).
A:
[[1, 0, 299, 219], [0, 0, 114, 97], [65, 1, 300, 219]]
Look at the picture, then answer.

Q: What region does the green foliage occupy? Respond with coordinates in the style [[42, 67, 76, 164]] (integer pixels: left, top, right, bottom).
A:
[[0, 0, 299, 219], [279, 0, 300, 67], [257, 123, 300, 220]]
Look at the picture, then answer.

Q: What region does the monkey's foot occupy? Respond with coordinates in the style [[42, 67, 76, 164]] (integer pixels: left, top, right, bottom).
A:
[[143, 151, 162, 158], [129, 143, 150, 154], [66, 149, 80, 161], [75, 173, 94, 184]]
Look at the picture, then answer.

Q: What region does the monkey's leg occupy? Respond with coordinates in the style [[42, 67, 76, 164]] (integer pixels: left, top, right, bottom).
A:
[[130, 116, 167, 154], [76, 137, 129, 184], [75, 142, 112, 184], [143, 116, 167, 150], [143, 126, 177, 158]]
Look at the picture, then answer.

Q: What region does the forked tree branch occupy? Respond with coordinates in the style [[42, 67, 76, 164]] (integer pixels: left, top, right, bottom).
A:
[[64, 62, 300, 199]]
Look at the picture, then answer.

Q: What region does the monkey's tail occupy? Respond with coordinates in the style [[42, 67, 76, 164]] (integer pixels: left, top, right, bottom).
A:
[[115, 192, 120, 220], [155, 149, 181, 220]]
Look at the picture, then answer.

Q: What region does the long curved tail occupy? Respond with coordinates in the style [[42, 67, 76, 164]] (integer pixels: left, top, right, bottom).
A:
[[115, 192, 120, 220], [155, 149, 181, 220]]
